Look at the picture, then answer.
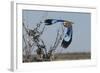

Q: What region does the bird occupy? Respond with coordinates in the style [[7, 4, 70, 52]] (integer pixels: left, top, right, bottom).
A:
[[44, 19, 73, 48], [45, 19, 65, 25]]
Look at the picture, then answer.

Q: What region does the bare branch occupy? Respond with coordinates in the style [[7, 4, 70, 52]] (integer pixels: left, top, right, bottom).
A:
[[52, 29, 59, 49], [40, 25, 45, 35], [51, 24, 64, 52], [41, 39, 47, 55], [23, 22, 29, 34]]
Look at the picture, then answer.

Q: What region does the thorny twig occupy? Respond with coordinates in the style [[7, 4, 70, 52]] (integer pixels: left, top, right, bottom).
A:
[[23, 20, 65, 61], [48, 24, 64, 59], [50, 24, 64, 51]]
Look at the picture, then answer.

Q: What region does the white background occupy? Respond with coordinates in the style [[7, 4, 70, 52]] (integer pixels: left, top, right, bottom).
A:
[[0, 0, 100, 73]]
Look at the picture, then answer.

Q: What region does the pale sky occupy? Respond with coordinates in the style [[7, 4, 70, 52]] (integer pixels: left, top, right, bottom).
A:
[[22, 10, 91, 53]]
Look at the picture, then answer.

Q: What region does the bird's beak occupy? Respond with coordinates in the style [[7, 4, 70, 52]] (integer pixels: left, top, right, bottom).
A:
[[71, 22, 74, 24], [66, 20, 74, 24], [63, 21, 74, 27]]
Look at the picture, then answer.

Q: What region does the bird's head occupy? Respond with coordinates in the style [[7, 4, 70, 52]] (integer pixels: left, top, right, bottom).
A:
[[63, 20, 74, 27]]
